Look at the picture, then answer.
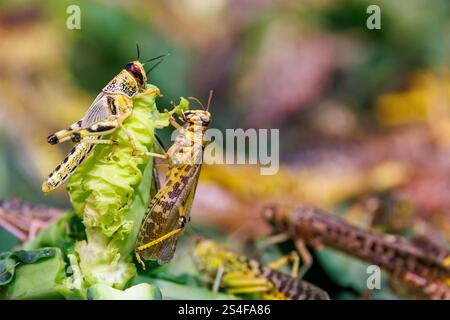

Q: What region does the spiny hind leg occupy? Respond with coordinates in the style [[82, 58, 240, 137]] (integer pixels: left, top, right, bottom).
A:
[[70, 119, 118, 143], [135, 210, 186, 268], [135, 227, 183, 268], [136, 228, 184, 252], [222, 272, 270, 296], [47, 120, 83, 145], [49, 118, 118, 145], [224, 273, 269, 287], [80, 138, 118, 145]]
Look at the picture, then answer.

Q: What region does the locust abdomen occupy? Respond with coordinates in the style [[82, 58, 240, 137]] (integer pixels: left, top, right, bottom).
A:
[[42, 138, 98, 193]]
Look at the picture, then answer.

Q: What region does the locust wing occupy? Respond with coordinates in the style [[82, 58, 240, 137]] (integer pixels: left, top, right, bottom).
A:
[[155, 170, 200, 264], [136, 163, 201, 264], [81, 92, 114, 128]]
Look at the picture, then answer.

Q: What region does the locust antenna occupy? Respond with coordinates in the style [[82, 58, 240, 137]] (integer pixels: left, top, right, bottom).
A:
[[146, 58, 165, 76], [143, 53, 169, 64], [136, 42, 140, 60], [206, 90, 213, 111], [188, 96, 206, 110]]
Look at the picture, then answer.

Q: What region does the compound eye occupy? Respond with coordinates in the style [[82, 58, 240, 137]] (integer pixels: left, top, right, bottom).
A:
[[126, 63, 144, 85], [179, 216, 187, 228], [125, 62, 133, 71]]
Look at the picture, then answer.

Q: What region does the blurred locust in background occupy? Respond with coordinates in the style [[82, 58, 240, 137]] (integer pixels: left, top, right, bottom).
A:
[[0, 198, 63, 242], [192, 237, 329, 300], [264, 205, 450, 299], [42, 45, 164, 193], [135, 92, 213, 267]]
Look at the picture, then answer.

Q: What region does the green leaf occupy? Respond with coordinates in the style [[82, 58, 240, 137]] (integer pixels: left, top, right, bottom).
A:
[[0, 248, 59, 288], [0, 253, 16, 286], [13, 248, 55, 264], [5, 248, 67, 300]]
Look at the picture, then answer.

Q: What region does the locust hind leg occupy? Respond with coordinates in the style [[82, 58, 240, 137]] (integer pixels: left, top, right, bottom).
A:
[[47, 120, 83, 145], [70, 119, 118, 142], [135, 228, 184, 270], [60, 118, 120, 160], [222, 272, 270, 297], [135, 207, 187, 269], [136, 228, 184, 253], [136, 208, 187, 253], [80, 138, 118, 145], [48, 118, 118, 146]]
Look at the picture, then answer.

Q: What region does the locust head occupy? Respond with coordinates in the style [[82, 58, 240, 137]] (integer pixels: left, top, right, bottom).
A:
[[125, 61, 147, 90], [126, 43, 167, 92], [183, 91, 214, 126], [182, 110, 211, 126], [191, 238, 224, 275]]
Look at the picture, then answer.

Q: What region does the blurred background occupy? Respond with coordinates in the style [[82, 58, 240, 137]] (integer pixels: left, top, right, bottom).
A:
[[1, 0, 450, 299]]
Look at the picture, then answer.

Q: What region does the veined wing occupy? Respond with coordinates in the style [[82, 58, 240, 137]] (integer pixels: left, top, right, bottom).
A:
[[156, 169, 200, 264], [81, 92, 114, 128], [136, 163, 202, 264]]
